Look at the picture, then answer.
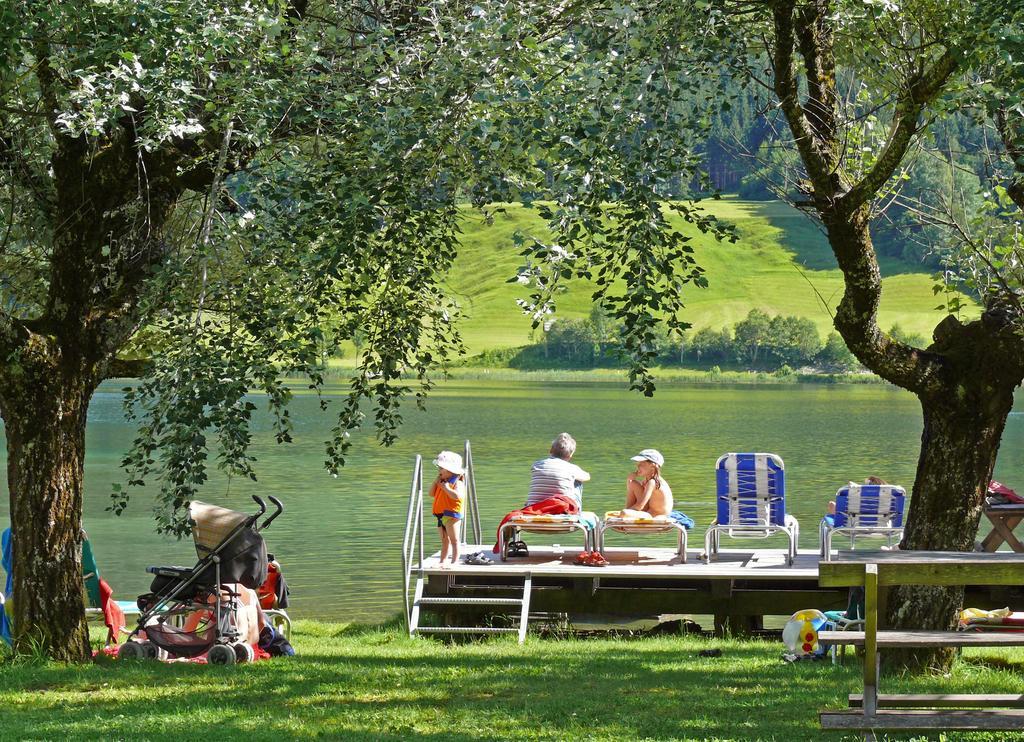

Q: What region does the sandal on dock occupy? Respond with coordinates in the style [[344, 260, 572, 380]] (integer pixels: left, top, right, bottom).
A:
[[506, 540, 529, 558], [585, 552, 610, 567], [464, 552, 493, 566], [573, 551, 592, 565]]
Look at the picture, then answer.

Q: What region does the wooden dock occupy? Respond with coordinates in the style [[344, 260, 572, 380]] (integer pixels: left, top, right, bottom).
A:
[[414, 545, 1024, 636], [419, 545, 847, 634], [402, 449, 1024, 640]]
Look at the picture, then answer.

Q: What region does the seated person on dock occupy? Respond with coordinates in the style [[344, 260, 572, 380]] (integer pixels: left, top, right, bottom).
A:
[[526, 433, 590, 509], [610, 449, 672, 518], [825, 475, 886, 525]]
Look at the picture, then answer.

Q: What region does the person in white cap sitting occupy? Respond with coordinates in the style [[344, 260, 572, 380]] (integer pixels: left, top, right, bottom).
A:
[[622, 449, 673, 518]]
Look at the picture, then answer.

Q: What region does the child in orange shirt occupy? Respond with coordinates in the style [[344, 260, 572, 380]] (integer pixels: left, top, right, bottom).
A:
[[431, 450, 466, 568]]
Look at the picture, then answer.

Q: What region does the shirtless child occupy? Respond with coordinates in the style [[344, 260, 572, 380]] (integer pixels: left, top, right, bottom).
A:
[[621, 449, 673, 518]]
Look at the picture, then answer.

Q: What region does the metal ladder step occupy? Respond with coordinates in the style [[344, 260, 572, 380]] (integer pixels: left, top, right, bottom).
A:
[[416, 596, 523, 606], [416, 626, 519, 634]]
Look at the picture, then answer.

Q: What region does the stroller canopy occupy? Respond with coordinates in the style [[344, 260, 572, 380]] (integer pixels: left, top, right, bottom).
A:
[[189, 501, 268, 589]]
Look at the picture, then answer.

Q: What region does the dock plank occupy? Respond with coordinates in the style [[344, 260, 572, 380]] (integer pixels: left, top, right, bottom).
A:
[[421, 545, 823, 580]]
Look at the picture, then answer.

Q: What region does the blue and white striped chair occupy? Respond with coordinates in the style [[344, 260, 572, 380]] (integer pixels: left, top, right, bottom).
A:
[[704, 453, 799, 565], [819, 483, 906, 561]]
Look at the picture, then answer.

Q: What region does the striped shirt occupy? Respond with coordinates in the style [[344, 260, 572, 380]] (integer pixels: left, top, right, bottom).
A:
[[526, 457, 587, 509]]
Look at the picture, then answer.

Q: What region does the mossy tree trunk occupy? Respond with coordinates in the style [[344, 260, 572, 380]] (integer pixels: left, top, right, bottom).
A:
[[0, 129, 181, 661], [2, 345, 97, 660], [765, 0, 1024, 670]]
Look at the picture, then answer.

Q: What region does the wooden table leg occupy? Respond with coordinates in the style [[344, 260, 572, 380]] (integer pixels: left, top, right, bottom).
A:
[[863, 564, 879, 716], [983, 513, 1024, 553]]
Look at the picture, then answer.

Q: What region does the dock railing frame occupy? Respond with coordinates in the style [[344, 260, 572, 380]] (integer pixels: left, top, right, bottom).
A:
[[403, 441, 481, 631], [462, 440, 482, 547], [401, 455, 424, 633]]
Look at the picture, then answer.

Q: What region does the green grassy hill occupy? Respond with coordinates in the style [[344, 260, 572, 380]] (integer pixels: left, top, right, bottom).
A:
[[445, 198, 975, 354]]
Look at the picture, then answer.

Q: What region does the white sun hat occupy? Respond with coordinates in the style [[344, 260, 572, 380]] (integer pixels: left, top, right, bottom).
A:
[[631, 449, 665, 467], [432, 450, 465, 475]]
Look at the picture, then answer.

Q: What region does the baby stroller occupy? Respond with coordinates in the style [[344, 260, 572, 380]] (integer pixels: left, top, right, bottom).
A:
[[118, 495, 283, 665]]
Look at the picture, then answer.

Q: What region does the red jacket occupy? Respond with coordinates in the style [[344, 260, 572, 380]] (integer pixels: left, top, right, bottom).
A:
[[493, 495, 580, 553]]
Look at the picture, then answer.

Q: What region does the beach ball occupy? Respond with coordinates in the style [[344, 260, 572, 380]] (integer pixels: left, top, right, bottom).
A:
[[782, 609, 827, 655]]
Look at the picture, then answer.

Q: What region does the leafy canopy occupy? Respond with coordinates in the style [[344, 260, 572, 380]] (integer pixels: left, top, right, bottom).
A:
[[1, 1, 734, 533]]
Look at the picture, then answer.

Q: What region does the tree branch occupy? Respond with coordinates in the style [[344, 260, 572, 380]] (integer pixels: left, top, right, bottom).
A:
[[996, 109, 1024, 212], [766, 0, 951, 394], [794, 0, 840, 176], [769, 0, 838, 197], [840, 49, 959, 213]]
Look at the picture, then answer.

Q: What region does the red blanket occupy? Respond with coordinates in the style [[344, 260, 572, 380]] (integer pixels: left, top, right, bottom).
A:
[[493, 495, 580, 553], [988, 481, 1024, 504], [99, 578, 126, 645]]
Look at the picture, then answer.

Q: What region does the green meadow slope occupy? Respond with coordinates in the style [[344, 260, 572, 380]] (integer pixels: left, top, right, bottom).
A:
[[445, 198, 975, 355]]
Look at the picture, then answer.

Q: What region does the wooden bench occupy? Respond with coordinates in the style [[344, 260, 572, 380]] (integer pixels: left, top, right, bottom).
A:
[[818, 552, 1024, 737]]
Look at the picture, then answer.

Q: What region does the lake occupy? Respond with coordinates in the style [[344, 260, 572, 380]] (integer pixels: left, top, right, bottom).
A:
[[2, 379, 1023, 622]]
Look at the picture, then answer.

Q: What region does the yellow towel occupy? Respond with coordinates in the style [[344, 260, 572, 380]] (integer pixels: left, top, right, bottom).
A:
[[604, 510, 668, 522]]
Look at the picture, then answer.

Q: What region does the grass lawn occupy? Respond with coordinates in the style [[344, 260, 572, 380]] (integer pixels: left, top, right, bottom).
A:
[[448, 199, 976, 354], [3, 621, 1022, 741]]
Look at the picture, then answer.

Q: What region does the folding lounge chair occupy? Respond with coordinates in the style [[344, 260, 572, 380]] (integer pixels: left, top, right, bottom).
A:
[[258, 555, 292, 639], [81, 536, 141, 637], [823, 586, 865, 664], [499, 513, 598, 561], [703, 453, 799, 566], [818, 483, 906, 561], [599, 513, 689, 563]]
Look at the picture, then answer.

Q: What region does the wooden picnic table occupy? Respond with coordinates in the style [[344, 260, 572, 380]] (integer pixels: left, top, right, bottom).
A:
[[818, 551, 1024, 738], [980, 503, 1024, 553]]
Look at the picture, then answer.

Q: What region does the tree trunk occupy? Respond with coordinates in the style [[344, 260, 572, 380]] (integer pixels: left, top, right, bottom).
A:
[[885, 370, 1018, 670], [1, 339, 96, 662]]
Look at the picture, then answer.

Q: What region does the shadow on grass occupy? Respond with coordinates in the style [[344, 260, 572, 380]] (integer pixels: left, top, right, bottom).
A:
[[3, 632, 1022, 741], [750, 201, 924, 277]]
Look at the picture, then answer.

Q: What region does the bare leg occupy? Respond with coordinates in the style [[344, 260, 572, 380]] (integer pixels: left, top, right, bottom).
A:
[[827, 501, 837, 515], [438, 526, 450, 566], [625, 478, 644, 510], [445, 520, 461, 564]]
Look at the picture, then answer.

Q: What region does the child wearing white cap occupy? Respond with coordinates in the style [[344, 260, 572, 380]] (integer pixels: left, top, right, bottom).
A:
[[431, 450, 466, 568], [621, 448, 673, 518]]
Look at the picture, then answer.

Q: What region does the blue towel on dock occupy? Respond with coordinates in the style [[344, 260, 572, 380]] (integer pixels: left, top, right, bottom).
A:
[[670, 511, 695, 529]]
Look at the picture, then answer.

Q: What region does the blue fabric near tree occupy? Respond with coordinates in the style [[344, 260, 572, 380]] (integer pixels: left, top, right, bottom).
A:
[[1, 527, 11, 645], [831, 484, 906, 528], [2, 528, 10, 596], [715, 453, 787, 526]]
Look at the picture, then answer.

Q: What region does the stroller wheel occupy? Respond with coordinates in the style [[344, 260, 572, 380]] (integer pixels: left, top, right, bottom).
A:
[[207, 644, 236, 665], [118, 641, 147, 661], [233, 642, 255, 664]]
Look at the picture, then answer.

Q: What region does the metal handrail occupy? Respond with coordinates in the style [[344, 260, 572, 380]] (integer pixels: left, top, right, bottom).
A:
[[463, 440, 482, 546], [401, 455, 423, 631], [403, 442, 481, 629]]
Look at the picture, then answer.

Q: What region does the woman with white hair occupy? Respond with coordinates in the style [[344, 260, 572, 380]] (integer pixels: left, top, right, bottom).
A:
[[525, 433, 591, 509]]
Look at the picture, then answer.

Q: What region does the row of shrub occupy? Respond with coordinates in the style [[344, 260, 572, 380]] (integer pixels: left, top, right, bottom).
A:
[[465, 309, 928, 373]]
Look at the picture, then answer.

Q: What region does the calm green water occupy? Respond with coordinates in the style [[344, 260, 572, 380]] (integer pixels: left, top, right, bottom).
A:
[[2, 380, 1023, 621]]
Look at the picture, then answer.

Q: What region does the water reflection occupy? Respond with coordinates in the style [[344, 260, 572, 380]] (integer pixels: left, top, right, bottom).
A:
[[1, 380, 1021, 621]]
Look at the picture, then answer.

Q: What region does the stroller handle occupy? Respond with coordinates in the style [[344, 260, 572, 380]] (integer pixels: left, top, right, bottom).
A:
[[251, 495, 267, 520], [262, 496, 284, 529]]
